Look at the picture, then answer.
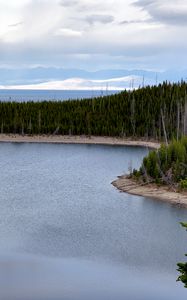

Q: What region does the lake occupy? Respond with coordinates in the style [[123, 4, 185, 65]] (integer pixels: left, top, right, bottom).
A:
[[0, 143, 186, 300], [0, 90, 119, 102]]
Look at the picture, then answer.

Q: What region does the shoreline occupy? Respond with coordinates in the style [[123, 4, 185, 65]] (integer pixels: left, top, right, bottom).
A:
[[1, 133, 186, 207], [3, 134, 180, 206], [0, 134, 160, 148], [112, 175, 187, 208]]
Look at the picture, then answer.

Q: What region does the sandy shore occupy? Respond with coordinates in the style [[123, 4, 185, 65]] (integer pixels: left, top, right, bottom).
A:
[[0, 134, 160, 148], [112, 175, 187, 208]]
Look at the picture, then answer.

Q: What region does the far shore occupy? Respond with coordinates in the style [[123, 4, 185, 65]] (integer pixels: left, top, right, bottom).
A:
[[112, 175, 187, 208], [0, 134, 160, 149]]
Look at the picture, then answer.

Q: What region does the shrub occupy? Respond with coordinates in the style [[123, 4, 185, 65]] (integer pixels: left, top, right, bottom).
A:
[[180, 179, 187, 189]]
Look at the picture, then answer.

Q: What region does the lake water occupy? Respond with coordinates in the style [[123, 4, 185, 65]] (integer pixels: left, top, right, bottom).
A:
[[0, 143, 186, 300], [0, 90, 118, 102]]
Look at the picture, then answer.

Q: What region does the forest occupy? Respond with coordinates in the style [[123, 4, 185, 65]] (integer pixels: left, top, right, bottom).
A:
[[0, 81, 187, 139], [132, 137, 187, 190]]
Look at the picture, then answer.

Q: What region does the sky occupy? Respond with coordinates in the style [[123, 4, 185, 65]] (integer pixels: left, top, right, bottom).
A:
[[0, 0, 187, 88]]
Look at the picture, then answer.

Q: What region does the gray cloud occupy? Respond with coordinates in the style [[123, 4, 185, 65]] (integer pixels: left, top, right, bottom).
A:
[[8, 22, 23, 28], [133, 0, 155, 7], [133, 0, 187, 26], [0, 35, 186, 72], [85, 14, 114, 25], [59, 0, 78, 7], [119, 19, 152, 25]]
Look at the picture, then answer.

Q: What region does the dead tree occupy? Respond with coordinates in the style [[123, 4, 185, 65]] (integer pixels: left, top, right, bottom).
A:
[[161, 108, 168, 146], [184, 94, 187, 136], [177, 102, 180, 141]]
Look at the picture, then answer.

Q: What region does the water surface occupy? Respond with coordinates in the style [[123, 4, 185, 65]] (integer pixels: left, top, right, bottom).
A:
[[0, 143, 186, 299], [0, 89, 118, 102]]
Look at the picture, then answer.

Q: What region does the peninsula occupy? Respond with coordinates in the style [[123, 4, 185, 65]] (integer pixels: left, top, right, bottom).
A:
[[112, 138, 187, 207], [112, 175, 187, 207]]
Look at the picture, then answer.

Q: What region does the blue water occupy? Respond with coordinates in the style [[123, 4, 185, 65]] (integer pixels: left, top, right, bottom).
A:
[[0, 143, 186, 300], [0, 89, 119, 102]]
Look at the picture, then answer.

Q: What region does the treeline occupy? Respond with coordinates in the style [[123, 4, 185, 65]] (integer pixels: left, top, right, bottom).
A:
[[132, 137, 187, 189], [0, 81, 187, 138]]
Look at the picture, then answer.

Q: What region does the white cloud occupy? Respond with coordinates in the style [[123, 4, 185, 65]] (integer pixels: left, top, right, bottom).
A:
[[85, 14, 114, 25], [0, 76, 143, 90], [55, 28, 83, 37], [0, 0, 186, 72]]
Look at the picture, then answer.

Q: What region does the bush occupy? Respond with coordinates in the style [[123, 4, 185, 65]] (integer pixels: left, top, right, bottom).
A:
[[132, 169, 141, 178], [133, 138, 187, 186], [180, 179, 187, 189], [177, 223, 187, 288]]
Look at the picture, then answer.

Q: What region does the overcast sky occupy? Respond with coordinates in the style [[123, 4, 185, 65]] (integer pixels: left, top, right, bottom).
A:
[[0, 0, 187, 71]]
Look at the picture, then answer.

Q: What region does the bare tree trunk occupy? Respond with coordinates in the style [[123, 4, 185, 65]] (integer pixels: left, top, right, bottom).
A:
[[53, 126, 59, 135], [161, 108, 168, 146], [28, 117, 32, 134], [131, 95, 136, 136], [22, 123, 24, 136], [141, 162, 149, 182], [184, 97, 187, 136], [177, 102, 180, 141], [1, 122, 3, 134], [38, 110, 41, 134], [156, 150, 176, 192]]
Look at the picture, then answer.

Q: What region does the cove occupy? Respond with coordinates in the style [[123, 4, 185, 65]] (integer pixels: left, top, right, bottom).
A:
[[0, 143, 186, 299]]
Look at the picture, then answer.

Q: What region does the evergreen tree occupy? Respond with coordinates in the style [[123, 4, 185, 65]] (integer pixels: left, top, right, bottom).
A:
[[177, 222, 187, 288]]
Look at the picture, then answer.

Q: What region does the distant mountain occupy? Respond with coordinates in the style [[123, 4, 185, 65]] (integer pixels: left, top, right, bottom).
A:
[[0, 67, 186, 89]]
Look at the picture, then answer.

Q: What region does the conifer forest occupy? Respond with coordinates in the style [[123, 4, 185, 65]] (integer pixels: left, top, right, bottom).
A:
[[0, 81, 187, 140]]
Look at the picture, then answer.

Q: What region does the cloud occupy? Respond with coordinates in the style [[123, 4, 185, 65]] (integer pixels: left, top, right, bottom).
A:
[[119, 19, 151, 25], [85, 14, 114, 25], [133, 0, 187, 26], [8, 22, 23, 28], [59, 0, 78, 7], [0, 76, 142, 90], [55, 28, 83, 37], [59, 0, 107, 14], [133, 0, 155, 6], [0, 0, 187, 73]]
